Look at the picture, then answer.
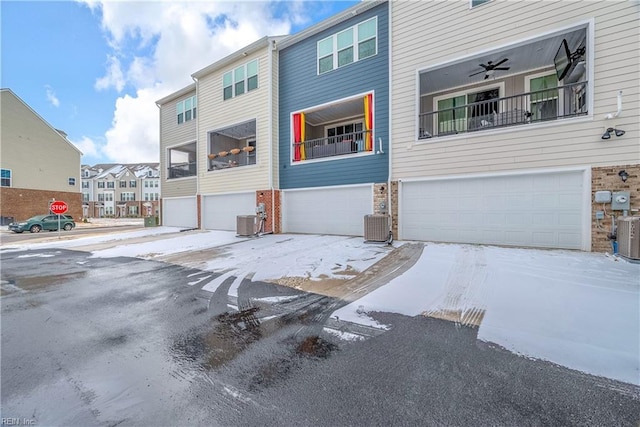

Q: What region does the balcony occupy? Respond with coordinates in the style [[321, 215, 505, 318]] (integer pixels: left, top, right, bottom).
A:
[[419, 81, 588, 139], [293, 129, 373, 161], [168, 162, 196, 179], [418, 26, 588, 140], [208, 120, 256, 171]]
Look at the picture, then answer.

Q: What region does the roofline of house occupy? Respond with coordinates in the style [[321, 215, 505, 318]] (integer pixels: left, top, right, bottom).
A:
[[155, 82, 197, 106], [277, 0, 386, 50], [191, 35, 287, 80], [1, 88, 84, 156]]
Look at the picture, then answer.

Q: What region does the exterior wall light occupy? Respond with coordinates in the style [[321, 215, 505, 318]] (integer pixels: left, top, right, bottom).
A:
[[602, 127, 625, 139], [618, 170, 629, 182]]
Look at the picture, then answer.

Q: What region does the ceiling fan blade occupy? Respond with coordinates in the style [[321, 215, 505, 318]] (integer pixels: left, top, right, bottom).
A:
[[484, 74, 490, 80], [469, 70, 485, 77], [494, 67, 510, 71], [478, 63, 488, 69], [492, 58, 508, 67]]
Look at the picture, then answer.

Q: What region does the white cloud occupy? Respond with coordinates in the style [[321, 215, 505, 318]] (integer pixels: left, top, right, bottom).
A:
[[79, 0, 305, 163], [70, 136, 100, 158], [45, 85, 60, 107], [95, 55, 125, 92]]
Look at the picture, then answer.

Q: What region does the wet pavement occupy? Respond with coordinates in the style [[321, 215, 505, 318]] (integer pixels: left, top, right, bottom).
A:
[[1, 248, 639, 426]]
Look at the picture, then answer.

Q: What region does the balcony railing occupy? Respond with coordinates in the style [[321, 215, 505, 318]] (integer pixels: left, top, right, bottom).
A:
[[168, 162, 196, 179], [293, 129, 373, 162], [419, 81, 588, 139]]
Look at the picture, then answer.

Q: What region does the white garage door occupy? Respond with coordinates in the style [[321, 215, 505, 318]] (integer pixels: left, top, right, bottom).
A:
[[400, 170, 586, 249], [163, 197, 197, 228], [283, 185, 372, 236], [202, 192, 255, 231]]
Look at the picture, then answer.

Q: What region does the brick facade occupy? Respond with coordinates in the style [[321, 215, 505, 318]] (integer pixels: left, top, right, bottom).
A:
[[390, 181, 399, 240], [256, 189, 281, 234], [591, 164, 639, 253], [0, 188, 82, 222]]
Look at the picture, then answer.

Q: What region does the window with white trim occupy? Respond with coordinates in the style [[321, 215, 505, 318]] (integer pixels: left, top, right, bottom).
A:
[[317, 17, 377, 74], [107, 182, 115, 189], [223, 59, 259, 100], [98, 181, 105, 188], [121, 192, 135, 201], [177, 95, 197, 124], [1, 169, 12, 187], [68, 177, 76, 186]]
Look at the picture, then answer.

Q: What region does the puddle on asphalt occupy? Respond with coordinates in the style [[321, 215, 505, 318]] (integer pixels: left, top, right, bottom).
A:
[[1, 272, 87, 295], [170, 298, 341, 380]]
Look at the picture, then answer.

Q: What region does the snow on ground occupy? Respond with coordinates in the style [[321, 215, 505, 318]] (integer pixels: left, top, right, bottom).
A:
[[332, 243, 640, 386], [4, 226, 639, 386]]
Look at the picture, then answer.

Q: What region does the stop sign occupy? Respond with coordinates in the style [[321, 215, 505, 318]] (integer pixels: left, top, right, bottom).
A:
[[50, 200, 68, 215]]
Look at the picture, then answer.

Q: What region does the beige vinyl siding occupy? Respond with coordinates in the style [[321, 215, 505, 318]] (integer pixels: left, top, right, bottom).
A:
[[0, 90, 81, 192], [391, 1, 639, 179], [158, 89, 197, 198], [198, 48, 274, 194]]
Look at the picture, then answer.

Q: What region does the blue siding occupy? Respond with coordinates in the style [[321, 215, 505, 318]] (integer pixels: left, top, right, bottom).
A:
[[278, 2, 389, 189]]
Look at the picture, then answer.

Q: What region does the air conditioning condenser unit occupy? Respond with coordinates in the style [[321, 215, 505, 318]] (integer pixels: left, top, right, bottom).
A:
[[364, 214, 390, 242], [617, 216, 640, 260], [237, 215, 256, 236]]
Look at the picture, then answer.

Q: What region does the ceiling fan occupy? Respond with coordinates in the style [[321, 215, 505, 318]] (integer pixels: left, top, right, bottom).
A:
[[469, 58, 510, 79]]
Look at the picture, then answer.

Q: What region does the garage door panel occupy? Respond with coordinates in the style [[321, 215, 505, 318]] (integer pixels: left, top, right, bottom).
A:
[[284, 186, 371, 236], [400, 171, 585, 249], [163, 197, 197, 228], [203, 193, 255, 231]]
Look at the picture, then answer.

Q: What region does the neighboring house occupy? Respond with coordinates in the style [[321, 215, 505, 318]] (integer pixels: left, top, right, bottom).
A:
[[158, 36, 284, 232], [276, 0, 389, 236], [389, 0, 639, 251], [156, 84, 199, 228], [81, 163, 160, 218], [0, 88, 82, 223], [192, 36, 284, 233]]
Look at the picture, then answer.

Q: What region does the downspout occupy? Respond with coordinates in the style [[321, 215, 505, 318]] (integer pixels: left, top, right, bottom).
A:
[[269, 38, 276, 233], [604, 90, 623, 119], [155, 101, 162, 224], [386, 1, 393, 237], [191, 75, 201, 229]]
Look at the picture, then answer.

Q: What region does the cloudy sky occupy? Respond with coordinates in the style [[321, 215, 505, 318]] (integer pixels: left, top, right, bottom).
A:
[[1, 0, 358, 165]]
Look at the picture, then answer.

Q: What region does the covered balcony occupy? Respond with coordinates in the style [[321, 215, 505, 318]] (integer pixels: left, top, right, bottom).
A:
[[208, 120, 256, 171], [167, 141, 196, 179], [418, 26, 588, 139], [291, 93, 375, 162]]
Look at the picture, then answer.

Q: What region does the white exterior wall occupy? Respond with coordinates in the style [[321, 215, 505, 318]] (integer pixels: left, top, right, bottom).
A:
[[390, 1, 640, 179], [197, 47, 277, 194], [158, 89, 198, 198]]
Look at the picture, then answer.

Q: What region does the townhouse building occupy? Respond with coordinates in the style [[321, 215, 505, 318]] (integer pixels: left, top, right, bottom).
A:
[[157, 0, 638, 252], [81, 163, 160, 218], [389, 0, 639, 252], [0, 88, 82, 223]]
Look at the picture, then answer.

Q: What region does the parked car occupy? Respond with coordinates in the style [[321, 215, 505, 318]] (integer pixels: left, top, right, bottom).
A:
[[8, 214, 76, 233]]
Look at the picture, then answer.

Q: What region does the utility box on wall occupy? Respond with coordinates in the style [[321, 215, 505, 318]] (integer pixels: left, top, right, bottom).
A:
[[612, 191, 630, 211]]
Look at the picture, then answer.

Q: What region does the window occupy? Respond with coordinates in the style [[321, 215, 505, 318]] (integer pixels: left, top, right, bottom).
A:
[[121, 192, 135, 201], [223, 59, 259, 100], [317, 17, 377, 74], [98, 181, 105, 188], [105, 193, 113, 202], [98, 194, 105, 202], [84, 170, 90, 177], [130, 180, 136, 188], [434, 84, 502, 134], [119, 181, 127, 188], [154, 180, 159, 188], [129, 206, 138, 216], [527, 73, 559, 121], [1, 169, 12, 187], [68, 177, 76, 186], [176, 95, 197, 124], [326, 121, 364, 143], [105, 207, 114, 215], [471, 0, 491, 7], [82, 181, 89, 189], [107, 182, 115, 189], [144, 181, 149, 188], [83, 193, 89, 202]]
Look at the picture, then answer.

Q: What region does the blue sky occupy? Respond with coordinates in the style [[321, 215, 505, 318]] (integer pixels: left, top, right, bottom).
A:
[[1, 0, 359, 165]]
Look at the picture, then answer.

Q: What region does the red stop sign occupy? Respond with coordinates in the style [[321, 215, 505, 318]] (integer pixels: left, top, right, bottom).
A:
[[50, 201, 68, 215]]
